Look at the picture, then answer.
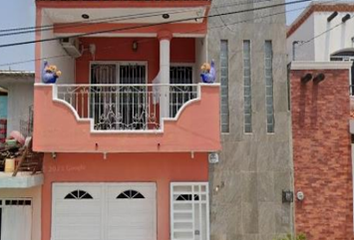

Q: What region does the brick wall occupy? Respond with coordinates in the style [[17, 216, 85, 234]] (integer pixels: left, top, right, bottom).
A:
[[291, 69, 353, 240]]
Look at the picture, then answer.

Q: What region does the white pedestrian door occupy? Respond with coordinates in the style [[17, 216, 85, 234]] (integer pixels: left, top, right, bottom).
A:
[[170, 183, 210, 240], [52, 183, 156, 240], [0, 199, 32, 240]]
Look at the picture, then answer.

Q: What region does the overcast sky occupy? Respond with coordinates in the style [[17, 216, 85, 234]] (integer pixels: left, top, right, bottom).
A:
[[0, 0, 310, 71]]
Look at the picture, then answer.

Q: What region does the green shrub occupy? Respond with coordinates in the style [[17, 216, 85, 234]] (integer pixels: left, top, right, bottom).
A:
[[273, 233, 307, 240]]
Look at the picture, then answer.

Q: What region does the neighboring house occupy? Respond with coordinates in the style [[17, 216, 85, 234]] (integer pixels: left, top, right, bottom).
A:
[[0, 71, 34, 137], [287, 2, 354, 90], [287, 2, 354, 239], [208, 0, 294, 239], [290, 61, 353, 240], [0, 70, 42, 240], [32, 1, 221, 240]]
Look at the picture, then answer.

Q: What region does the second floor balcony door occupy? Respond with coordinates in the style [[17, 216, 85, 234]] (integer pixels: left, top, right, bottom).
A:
[[90, 63, 147, 131]]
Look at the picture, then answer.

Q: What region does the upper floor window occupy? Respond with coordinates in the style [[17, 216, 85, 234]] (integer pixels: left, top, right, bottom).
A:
[[264, 41, 274, 133], [220, 40, 230, 133], [330, 49, 354, 95]]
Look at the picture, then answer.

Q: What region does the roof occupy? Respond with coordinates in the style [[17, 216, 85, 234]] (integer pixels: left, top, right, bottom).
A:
[[0, 70, 35, 77], [287, 2, 354, 38]]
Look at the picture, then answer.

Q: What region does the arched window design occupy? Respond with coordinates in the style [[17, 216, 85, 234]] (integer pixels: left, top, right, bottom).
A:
[[64, 190, 93, 199], [330, 49, 354, 61], [117, 190, 145, 199], [176, 194, 200, 201]]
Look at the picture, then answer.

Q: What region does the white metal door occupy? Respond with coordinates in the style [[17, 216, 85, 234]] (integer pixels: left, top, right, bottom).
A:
[[0, 199, 32, 240], [170, 182, 209, 240], [52, 183, 156, 240], [106, 183, 156, 240]]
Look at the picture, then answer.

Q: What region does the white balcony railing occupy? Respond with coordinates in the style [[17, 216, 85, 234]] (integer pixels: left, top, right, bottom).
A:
[[54, 84, 200, 131]]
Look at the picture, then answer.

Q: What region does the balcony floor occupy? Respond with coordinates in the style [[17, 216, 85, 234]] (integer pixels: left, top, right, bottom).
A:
[[0, 172, 43, 188]]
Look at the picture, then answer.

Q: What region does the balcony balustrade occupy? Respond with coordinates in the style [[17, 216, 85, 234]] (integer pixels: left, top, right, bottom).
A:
[[55, 83, 199, 132]]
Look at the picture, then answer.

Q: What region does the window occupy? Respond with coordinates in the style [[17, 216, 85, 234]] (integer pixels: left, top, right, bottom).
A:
[[220, 40, 230, 133], [243, 40, 252, 133], [116, 190, 145, 199], [265, 41, 274, 133], [64, 190, 93, 199]]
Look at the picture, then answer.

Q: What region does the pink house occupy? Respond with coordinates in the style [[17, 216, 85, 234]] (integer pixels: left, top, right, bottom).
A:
[[31, 0, 221, 240]]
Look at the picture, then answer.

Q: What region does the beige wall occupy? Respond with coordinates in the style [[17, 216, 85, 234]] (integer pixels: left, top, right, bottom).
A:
[[0, 187, 41, 240]]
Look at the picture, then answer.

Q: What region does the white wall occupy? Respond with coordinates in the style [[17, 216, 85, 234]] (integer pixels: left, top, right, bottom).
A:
[[41, 9, 75, 84], [287, 14, 315, 63], [314, 11, 354, 61], [0, 186, 41, 240], [287, 11, 354, 62]]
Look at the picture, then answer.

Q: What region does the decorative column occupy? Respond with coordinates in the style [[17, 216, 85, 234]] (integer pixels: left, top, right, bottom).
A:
[[158, 30, 172, 119]]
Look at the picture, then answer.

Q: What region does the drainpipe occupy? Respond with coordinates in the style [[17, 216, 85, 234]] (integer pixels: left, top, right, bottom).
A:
[[292, 40, 305, 61], [158, 30, 172, 119]]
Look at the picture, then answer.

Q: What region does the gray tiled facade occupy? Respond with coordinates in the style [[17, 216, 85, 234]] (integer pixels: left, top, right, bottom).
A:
[[207, 0, 294, 239]]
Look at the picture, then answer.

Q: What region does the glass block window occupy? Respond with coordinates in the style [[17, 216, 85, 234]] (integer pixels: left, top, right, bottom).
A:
[[243, 40, 252, 133], [265, 41, 274, 133], [220, 40, 229, 133]]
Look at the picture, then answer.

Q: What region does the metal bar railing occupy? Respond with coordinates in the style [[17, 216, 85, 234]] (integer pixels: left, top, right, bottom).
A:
[[55, 84, 199, 131]]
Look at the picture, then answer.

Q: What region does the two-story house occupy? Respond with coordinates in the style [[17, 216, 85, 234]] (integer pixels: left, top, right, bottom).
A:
[[287, 2, 354, 239], [32, 1, 221, 240]]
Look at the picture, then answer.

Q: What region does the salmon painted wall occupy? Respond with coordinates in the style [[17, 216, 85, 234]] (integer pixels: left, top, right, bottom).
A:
[[41, 152, 208, 240], [76, 37, 196, 84], [33, 84, 221, 153]]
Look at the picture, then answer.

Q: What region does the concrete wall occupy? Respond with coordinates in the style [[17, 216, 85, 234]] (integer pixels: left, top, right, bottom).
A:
[[290, 65, 353, 239], [208, 0, 294, 239], [0, 186, 42, 240]]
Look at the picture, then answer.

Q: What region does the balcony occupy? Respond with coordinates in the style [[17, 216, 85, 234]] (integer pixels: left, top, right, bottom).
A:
[[33, 83, 221, 153]]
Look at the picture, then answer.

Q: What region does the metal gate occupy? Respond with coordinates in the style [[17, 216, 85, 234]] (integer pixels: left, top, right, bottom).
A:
[[90, 63, 147, 130], [170, 182, 209, 240], [170, 66, 195, 118]]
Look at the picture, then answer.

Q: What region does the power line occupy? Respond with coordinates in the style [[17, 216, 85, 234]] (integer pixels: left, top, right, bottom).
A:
[[0, 0, 312, 49], [298, 14, 354, 47], [0, 0, 274, 36], [0, 3, 312, 67]]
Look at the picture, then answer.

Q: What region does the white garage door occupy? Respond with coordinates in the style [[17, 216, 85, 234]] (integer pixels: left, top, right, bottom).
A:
[[52, 183, 156, 240]]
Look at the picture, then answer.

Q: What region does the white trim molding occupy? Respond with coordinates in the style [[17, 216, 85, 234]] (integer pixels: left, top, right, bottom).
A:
[[291, 61, 353, 70]]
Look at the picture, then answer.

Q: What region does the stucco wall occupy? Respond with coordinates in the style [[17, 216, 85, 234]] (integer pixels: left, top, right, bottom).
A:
[[286, 14, 315, 63], [208, 0, 294, 239], [0, 186, 42, 240], [41, 152, 208, 240], [287, 10, 354, 62], [314, 11, 354, 61]]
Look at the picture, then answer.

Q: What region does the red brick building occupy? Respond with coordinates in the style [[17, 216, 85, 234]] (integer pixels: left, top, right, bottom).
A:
[[290, 61, 353, 239]]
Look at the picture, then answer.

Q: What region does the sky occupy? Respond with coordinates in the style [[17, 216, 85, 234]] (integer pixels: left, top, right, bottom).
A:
[[0, 0, 310, 71]]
